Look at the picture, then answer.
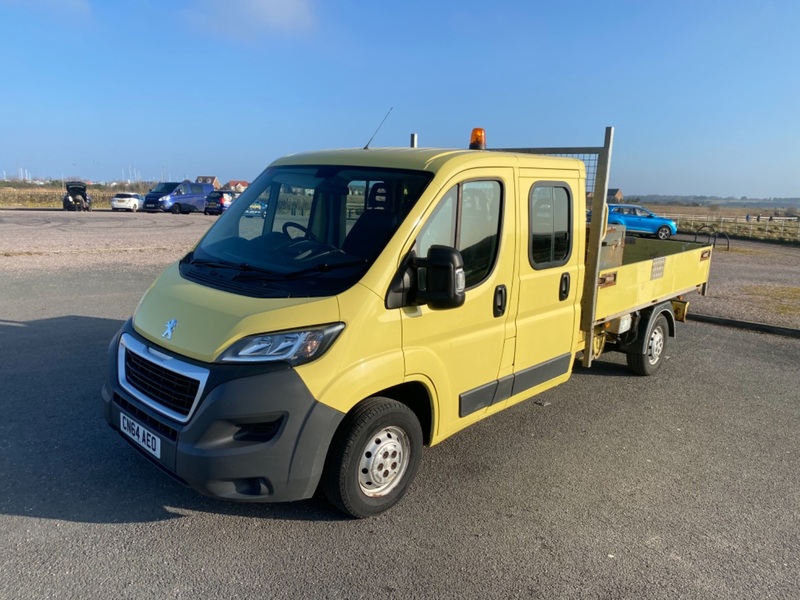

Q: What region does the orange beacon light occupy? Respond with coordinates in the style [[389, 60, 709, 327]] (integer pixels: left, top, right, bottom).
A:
[[469, 128, 487, 150]]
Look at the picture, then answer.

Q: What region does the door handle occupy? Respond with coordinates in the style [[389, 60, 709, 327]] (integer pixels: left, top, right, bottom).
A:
[[559, 273, 570, 301], [494, 285, 507, 317]]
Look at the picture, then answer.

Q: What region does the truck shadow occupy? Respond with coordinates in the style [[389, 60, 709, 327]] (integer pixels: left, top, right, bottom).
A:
[[0, 315, 344, 524], [571, 355, 636, 377]]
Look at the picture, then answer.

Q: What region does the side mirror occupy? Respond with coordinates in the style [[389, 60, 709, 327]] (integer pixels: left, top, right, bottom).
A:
[[414, 245, 466, 310]]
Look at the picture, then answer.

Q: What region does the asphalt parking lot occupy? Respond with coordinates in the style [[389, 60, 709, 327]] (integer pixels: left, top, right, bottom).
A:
[[1, 211, 799, 599]]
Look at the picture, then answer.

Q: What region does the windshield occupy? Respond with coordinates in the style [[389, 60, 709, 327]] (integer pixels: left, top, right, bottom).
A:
[[151, 182, 180, 194], [182, 165, 433, 298]]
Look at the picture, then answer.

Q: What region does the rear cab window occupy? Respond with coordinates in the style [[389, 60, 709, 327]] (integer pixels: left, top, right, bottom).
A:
[[529, 183, 572, 268]]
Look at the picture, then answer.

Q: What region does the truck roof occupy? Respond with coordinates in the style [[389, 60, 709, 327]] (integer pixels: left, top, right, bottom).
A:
[[270, 147, 586, 177]]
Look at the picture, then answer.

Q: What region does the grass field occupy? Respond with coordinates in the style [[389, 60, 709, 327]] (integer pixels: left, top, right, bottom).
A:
[[658, 207, 800, 244], [0, 185, 126, 209]]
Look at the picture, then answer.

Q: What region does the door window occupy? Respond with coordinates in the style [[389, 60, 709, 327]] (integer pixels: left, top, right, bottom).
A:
[[416, 180, 502, 288], [529, 184, 572, 268]]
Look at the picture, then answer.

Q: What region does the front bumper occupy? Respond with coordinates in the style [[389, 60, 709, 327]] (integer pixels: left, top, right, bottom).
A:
[[204, 202, 228, 214], [102, 321, 344, 502], [143, 200, 169, 212]]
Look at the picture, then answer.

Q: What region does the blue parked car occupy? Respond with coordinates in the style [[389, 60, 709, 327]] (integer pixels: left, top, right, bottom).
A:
[[605, 204, 677, 240]]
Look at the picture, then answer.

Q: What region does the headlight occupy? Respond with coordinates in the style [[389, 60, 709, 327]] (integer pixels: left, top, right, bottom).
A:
[[218, 323, 345, 365]]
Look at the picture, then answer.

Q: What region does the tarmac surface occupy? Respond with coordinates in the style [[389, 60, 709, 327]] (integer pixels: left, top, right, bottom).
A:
[[1, 210, 799, 599], [680, 235, 800, 336]]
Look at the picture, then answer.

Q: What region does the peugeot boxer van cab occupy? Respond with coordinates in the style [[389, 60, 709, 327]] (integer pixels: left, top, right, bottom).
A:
[[144, 181, 215, 214], [103, 128, 712, 518]]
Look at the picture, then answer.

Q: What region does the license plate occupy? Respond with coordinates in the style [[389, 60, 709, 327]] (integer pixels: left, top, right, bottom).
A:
[[120, 412, 161, 458], [207, 202, 218, 207]]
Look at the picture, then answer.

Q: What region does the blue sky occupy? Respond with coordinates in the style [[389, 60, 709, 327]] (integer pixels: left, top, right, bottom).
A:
[[1, 0, 798, 197]]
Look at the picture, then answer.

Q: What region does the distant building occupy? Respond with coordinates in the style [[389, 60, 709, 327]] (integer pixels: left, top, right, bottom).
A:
[[196, 176, 220, 189], [587, 188, 624, 202], [224, 180, 249, 192]]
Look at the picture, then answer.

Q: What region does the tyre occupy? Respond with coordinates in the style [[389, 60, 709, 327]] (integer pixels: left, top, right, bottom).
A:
[[171, 203, 182, 214], [322, 397, 423, 518], [626, 313, 669, 376], [656, 226, 671, 240], [131, 204, 138, 212]]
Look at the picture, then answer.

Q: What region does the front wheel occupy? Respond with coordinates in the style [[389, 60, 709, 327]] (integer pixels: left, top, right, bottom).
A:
[[626, 313, 669, 376], [171, 203, 182, 214], [322, 397, 423, 518], [656, 226, 671, 240]]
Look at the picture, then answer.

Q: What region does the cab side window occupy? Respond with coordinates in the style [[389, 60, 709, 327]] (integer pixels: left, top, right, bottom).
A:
[[416, 180, 502, 288], [529, 184, 571, 268]]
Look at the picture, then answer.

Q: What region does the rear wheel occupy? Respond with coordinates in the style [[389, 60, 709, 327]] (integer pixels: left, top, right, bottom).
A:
[[656, 226, 671, 240], [322, 397, 423, 518], [627, 313, 669, 375]]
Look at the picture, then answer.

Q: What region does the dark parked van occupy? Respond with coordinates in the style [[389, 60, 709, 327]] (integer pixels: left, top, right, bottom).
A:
[[144, 181, 215, 214]]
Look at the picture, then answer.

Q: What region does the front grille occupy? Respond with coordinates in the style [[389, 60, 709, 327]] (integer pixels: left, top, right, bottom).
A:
[[125, 349, 199, 418]]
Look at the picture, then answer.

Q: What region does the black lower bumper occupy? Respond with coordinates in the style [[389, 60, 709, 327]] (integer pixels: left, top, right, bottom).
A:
[[102, 323, 344, 502]]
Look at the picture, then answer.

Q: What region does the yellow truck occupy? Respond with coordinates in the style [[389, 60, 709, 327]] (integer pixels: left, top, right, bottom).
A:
[[102, 127, 712, 517]]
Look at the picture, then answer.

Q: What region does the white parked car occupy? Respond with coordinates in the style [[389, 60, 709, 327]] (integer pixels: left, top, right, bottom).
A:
[[111, 192, 144, 212]]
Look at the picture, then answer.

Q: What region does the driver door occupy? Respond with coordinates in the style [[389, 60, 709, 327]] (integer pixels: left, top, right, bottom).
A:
[[401, 170, 516, 440]]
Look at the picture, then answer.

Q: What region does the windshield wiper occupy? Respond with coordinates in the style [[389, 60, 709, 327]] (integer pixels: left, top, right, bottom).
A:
[[181, 253, 239, 271], [183, 252, 367, 282], [282, 259, 369, 279], [183, 253, 284, 280], [228, 262, 295, 281]]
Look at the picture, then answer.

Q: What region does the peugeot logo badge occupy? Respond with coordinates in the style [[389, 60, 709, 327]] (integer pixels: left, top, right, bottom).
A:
[[162, 319, 178, 340]]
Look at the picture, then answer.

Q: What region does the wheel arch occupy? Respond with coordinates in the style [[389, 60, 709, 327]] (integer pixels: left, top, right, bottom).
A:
[[334, 381, 434, 447], [619, 301, 676, 355]]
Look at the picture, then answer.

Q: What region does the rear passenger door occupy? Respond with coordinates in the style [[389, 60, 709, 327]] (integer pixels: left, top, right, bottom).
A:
[[511, 179, 581, 399]]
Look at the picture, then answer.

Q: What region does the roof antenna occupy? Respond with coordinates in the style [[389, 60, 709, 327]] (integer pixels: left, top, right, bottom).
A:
[[363, 107, 393, 149]]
